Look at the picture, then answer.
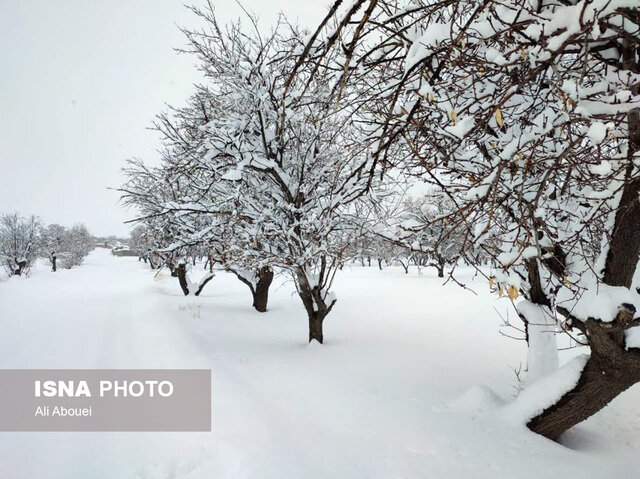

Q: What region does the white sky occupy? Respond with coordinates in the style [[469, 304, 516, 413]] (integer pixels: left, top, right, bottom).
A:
[[0, 1, 329, 237]]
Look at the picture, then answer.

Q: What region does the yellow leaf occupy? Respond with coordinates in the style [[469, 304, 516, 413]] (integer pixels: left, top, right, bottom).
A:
[[451, 110, 458, 125], [489, 277, 495, 289], [495, 108, 503, 127], [498, 286, 504, 297], [520, 47, 526, 59], [563, 276, 572, 286], [429, 92, 435, 102], [400, 107, 408, 115], [507, 285, 519, 300]]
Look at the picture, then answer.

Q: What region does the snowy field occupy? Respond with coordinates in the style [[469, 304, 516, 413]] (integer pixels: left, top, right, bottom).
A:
[[1, 248, 639, 478]]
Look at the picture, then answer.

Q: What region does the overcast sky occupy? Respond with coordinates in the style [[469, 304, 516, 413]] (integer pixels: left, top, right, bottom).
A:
[[0, 1, 329, 237]]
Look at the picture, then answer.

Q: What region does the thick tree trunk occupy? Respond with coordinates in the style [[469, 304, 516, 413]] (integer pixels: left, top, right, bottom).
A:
[[377, 258, 383, 270], [528, 315, 640, 440], [51, 254, 57, 272], [527, 63, 640, 439], [231, 267, 273, 312], [296, 268, 336, 344], [252, 267, 274, 312], [603, 177, 640, 287], [308, 311, 327, 344], [14, 260, 26, 276]]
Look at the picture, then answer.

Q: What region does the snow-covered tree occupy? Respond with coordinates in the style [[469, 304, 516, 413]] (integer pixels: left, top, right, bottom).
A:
[[122, 6, 376, 339], [40, 223, 67, 272], [128, 225, 158, 268], [64, 224, 94, 268], [180, 7, 376, 342], [299, 0, 640, 438], [0, 213, 42, 276], [396, 193, 467, 278], [121, 91, 269, 304], [39, 223, 93, 271]]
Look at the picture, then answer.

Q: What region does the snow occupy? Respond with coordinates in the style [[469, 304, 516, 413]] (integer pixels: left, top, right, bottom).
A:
[[405, 23, 450, 71], [557, 283, 640, 323], [444, 115, 475, 139], [586, 121, 607, 144], [1, 249, 640, 478], [517, 301, 559, 385], [503, 355, 588, 424]]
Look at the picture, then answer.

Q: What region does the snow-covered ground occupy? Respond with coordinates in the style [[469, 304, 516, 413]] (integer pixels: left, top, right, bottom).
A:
[[0, 248, 639, 478]]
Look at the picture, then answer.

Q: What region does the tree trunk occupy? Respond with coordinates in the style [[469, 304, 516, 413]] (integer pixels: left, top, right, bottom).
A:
[[51, 254, 57, 272], [528, 315, 640, 440], [377, 258, 383, 270], [14, 260, 26, 276], [308, 311, 326, 344], [177, 263, 190, 296], [147, 252, 156, 270], [169, 260, 179, 277], [230, 267, 273, 312], [526, 258, 550, 307], [296, 268, 336, 344], [177, 262, 214, 296], [529, 44, 640, 441], [252, 267, 274, 312]]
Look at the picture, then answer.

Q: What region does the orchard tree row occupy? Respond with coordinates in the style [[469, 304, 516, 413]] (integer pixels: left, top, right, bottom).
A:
[[121, 0, 639, 441], [120, 5, 458, 340], [0, 212, 94, 277]]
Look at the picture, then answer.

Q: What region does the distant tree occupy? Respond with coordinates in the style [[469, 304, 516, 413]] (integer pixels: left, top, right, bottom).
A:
[[40, 223, 93, 270], [39, 223, 67, 272], [63, 224, 94, 269], [397, 193, 466, 278], [129, 225, 159, 268], [0, 213, 42, 276]]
